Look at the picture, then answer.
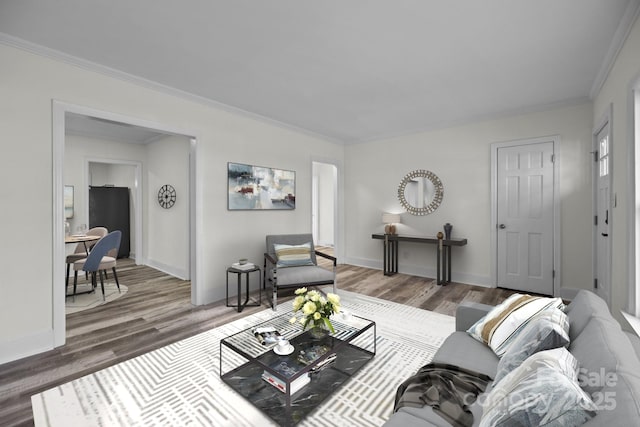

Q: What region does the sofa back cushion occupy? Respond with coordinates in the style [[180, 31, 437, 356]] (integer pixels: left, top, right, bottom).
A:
[[582, 368, 640, 426], [565, 289, 611, 340], [570, 315, 640, 396]]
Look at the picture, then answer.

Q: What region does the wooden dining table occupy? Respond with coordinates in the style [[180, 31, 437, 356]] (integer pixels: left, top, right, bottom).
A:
[[65, 234, 101, 255]]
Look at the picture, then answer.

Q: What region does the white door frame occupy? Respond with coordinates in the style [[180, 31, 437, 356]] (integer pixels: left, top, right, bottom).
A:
[[52, 100, 202, 348], [593, 104, 613, 307], [490, 135, 561, 295]]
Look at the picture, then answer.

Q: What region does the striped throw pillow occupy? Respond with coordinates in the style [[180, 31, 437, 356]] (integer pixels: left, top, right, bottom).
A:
[[274, 242, 314, 268], [467, 293, 565, 357]]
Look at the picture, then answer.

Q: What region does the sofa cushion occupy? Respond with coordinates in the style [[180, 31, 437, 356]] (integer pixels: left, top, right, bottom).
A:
[[625, 331, 640, 358], [565, 289, 611, 340], [274, 242, 315, 267], [480, 348, 597, 427], [388, 407, 454, 427], [384, 408, 449, 427], [570, 315, 640, 396], [493, 307, 569, 384], [432, 332, 499, 379], [582, 368, 640, 426], [467, 293, 565, 357]]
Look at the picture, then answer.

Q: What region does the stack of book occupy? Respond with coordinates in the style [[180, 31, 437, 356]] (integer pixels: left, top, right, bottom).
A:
[[231, 262, 255, 271], [262, 360, 310, 394]]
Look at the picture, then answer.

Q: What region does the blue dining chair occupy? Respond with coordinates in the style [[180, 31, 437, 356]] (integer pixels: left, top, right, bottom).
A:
[[65, 226, 108, 290], [71, 230, 122, 301]]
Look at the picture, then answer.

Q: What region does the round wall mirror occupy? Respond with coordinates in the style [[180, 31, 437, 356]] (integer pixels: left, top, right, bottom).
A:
[[398, 169, 444, 215]]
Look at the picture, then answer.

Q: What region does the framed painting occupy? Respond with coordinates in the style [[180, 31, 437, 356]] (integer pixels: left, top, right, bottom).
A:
[[64, 185, 74, 218], [228, 162, 295, 210]]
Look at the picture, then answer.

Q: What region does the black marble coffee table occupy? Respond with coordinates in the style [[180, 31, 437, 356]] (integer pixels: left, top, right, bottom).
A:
[[220, 312, 376, 426]]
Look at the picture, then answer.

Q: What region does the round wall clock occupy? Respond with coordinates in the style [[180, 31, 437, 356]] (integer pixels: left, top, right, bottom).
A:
[[158, 184, 176, 209]]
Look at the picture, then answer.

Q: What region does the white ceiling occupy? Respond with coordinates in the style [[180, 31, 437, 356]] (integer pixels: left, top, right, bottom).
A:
[[1, 1, 638, 144], [65, 113, 170, 144]]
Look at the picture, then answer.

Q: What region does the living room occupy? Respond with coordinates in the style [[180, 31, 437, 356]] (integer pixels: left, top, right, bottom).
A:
[[2, 1, 640, 425]]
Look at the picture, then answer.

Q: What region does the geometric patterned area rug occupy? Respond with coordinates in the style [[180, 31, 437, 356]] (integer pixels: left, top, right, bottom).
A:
[[65, 283, 128, 315], [32, 289, 454, 426]]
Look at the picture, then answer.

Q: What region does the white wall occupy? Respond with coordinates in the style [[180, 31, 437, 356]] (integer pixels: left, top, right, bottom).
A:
[[593, 13, 640, 321], [145, 135, 190, 278], [344, 102, 594, 291], [0, 43, 344, 364]]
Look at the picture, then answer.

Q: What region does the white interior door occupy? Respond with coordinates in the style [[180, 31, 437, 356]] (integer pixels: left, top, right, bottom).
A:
[[497, 141, 555, 295], [594, 121, 612, 306]]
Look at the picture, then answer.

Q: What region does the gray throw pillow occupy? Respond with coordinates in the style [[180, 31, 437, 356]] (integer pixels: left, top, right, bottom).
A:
[[493, 308, 569, 384]]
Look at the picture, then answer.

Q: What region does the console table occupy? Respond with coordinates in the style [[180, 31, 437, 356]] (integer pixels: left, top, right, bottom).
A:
[[371, 234, 468, 285]]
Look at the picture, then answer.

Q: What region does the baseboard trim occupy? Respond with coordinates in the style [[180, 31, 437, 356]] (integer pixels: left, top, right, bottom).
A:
[[144, 259, 188, 280]]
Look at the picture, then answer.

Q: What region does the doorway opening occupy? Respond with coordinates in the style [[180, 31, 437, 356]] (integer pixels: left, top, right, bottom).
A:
[[312, 161, 339, 259], [53, 101, 200, 348]]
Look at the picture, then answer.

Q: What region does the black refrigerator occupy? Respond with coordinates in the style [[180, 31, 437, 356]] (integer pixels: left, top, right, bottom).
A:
[[89, 186, 131, 258]]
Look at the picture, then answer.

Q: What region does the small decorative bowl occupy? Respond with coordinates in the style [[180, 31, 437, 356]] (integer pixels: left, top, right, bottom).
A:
[[239, 258, 248, 265]]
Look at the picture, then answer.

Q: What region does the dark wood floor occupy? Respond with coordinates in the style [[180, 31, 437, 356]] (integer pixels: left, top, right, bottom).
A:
[[0, 257, 515, 426]]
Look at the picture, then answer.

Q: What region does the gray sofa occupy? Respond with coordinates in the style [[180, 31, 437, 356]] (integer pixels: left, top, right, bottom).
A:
[[384, 290, 640, 426]]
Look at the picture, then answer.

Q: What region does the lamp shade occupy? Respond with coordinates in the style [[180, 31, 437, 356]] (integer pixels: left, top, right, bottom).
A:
[[382, 213, 401, 224]]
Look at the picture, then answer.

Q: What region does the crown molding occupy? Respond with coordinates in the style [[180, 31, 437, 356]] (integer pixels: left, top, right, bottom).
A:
[[590, 0, 640, 99], [0, 32, 344, 146]]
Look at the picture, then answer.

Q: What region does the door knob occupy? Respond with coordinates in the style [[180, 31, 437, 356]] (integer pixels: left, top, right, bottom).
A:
[[499, 224, 506, 229]]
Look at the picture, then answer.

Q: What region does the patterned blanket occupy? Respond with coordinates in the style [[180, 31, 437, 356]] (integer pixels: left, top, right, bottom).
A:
[[393, 363, 492, 427]]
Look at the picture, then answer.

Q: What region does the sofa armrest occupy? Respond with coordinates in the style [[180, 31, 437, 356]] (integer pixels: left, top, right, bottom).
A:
[[456, 301, 494, 332]]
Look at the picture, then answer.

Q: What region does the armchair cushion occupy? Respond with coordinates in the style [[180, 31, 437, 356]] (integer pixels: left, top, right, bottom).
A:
[[275, 265, 334, 287], [274, 242, 314, 267]]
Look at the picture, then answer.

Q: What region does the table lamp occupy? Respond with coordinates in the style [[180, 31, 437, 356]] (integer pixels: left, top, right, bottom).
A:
[[382, 213, 401, 235]]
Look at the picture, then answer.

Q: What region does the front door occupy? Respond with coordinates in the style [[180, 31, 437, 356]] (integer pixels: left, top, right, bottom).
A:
[[594, 121, 612, 306], [496, 141, 555, 295]]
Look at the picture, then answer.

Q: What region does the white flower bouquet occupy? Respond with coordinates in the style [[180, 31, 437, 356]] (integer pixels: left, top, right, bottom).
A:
[[290, 287, 341, 334]]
